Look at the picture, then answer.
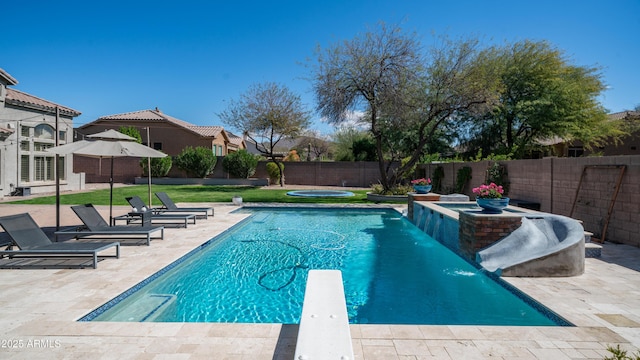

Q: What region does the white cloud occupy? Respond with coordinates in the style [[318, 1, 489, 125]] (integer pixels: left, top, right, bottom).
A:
[[319, 110, 368, 130]]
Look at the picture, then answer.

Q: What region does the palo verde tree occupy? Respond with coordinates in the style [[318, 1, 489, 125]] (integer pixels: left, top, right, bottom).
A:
[[218, 82, 310, 186], [313, 23, 499, 192]]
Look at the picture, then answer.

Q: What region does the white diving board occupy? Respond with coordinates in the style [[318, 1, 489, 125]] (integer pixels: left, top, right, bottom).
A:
[[294, 270, 354, 360]]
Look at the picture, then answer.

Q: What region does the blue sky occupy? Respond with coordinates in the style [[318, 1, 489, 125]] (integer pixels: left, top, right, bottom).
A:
[[3, 0, 639, 136]]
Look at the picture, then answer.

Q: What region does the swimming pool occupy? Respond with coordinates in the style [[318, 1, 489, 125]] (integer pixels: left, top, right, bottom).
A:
[[81, 207, 569, 326]]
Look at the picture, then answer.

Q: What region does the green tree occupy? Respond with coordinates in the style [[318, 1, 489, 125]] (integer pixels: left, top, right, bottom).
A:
[[222, 149, 259, 178], [174, 146, 217, 178], [118, 126, 142, 143], [219, 82, 310, 186], [462, 40, 623, 157], [332, 126, 370, 161], [313, 23, 499, 192], [351, 137, 377, 161]]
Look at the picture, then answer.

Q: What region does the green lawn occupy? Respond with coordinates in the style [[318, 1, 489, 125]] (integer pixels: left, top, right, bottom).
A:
[[5, 185, 399, 206]]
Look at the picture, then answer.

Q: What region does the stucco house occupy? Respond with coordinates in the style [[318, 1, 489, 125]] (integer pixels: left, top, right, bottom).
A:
[[76, 109, 246, 182], [0, 68, 82, 197], [542, 110, 640, 157]]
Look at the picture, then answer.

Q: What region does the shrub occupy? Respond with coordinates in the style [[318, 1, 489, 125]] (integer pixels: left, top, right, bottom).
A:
[[266, 161, 284, 184], [283, 150, 301, 161], [222, 150, 259, 179], [455, 166, 472, 193], [140, 155, 172, 177], [370, 183, 413, 195], [174, 146, 217, 178]]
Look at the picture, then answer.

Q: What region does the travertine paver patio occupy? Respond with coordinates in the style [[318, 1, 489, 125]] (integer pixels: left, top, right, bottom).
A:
[[0, 203, 639, 359]]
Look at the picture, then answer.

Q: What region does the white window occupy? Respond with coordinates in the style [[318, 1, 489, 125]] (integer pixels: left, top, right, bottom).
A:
[[20, 155, 29, 182], [34, 156, 55, 181], [34, 124, 55, 139]]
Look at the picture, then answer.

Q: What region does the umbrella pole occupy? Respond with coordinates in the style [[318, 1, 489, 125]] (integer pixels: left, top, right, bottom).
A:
[[110, 157, 114, 226]]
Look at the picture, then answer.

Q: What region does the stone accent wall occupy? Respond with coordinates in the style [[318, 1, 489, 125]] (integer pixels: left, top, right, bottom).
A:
[[458, 211, 522, 260]]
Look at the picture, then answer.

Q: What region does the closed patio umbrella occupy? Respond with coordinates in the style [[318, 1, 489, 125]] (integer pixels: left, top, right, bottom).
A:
[[48, 129, 167, 226]]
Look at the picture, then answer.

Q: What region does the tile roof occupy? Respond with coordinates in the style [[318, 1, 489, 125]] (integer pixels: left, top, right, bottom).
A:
[[0, 126, 14, 134], [5, 88, 81, 117], [0, 68, 18, 85], [94, 109, 223, 138], [608, 110, 640, 121], [226, 132, 245, 147]]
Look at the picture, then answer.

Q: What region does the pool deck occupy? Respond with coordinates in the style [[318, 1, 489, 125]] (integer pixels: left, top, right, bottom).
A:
[[1, 200, 639, 359]]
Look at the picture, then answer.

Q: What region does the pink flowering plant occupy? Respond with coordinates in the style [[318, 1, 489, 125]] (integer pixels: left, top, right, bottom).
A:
[[410, 178, 431, 186], [472, 183, 504, 199]]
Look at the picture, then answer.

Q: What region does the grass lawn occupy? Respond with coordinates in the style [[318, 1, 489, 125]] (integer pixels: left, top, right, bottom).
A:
[[4, 185, 402, 206]]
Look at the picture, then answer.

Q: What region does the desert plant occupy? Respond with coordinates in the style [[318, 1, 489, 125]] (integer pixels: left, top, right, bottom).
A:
[[604, 345, 640, 360], [140, 155, 172, 177], [266, 161, 285, 185], [222, 149, 259, 179], [486, 162, 509, 195], [174, 146, 217, 178]]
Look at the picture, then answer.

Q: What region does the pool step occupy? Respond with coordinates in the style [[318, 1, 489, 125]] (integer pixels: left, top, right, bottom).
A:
[[102, 294, 177, 322], [294, 270, 354, 360], [582, 230, 602, 258], [585, 242, 602, 258]]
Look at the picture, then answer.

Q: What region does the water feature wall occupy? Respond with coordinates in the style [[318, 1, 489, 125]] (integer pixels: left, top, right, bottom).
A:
[[412, 201, 532, 260], [412, 201, 586, 277], [412, 202, 460, 252]]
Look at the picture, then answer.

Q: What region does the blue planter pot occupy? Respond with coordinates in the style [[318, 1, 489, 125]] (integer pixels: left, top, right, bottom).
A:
[[476, 197, 510, 213], [413, 185, 432, 194]]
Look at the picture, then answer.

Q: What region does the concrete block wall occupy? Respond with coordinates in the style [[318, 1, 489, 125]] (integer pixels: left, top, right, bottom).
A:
[[420, 156, 639, 247], [75, 152, 639, 247], [253, 161, 393, 187]]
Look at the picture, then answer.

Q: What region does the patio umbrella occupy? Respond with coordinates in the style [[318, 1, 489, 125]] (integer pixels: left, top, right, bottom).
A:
[[48, 129, 167, 226]]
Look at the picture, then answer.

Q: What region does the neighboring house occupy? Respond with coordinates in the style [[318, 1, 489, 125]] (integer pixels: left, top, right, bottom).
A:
[[76, 108, 246, 181], [0, 68, 81, 197], [548, 111, 640, 157]]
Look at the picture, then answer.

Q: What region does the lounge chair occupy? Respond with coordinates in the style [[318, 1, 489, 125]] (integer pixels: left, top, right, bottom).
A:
[[154, 192, 214, 219], [124, 196, 196, 228], [55, 204, 164, 246], [0, 213, 120, 269]]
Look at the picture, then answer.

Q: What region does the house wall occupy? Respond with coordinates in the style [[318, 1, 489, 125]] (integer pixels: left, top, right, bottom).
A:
[[77, 122, 234, 179], [0, 104, 79, 197], [78, 123, 215, 156]]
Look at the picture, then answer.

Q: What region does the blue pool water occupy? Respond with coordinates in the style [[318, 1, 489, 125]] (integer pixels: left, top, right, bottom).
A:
[[82, 207, 568, 326]]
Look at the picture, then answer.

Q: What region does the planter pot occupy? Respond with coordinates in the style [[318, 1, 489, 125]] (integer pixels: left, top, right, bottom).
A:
[[413, 185, 432, 194], [476, 197, 510, 213]]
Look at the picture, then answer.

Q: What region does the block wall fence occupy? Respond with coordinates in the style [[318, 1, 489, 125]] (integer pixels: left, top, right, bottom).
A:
[[420, 156, 640, 247], [77, 155, 639, 247]]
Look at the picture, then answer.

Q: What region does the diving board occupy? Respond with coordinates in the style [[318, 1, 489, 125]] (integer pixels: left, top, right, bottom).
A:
[[294, 270, 354, 360]]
